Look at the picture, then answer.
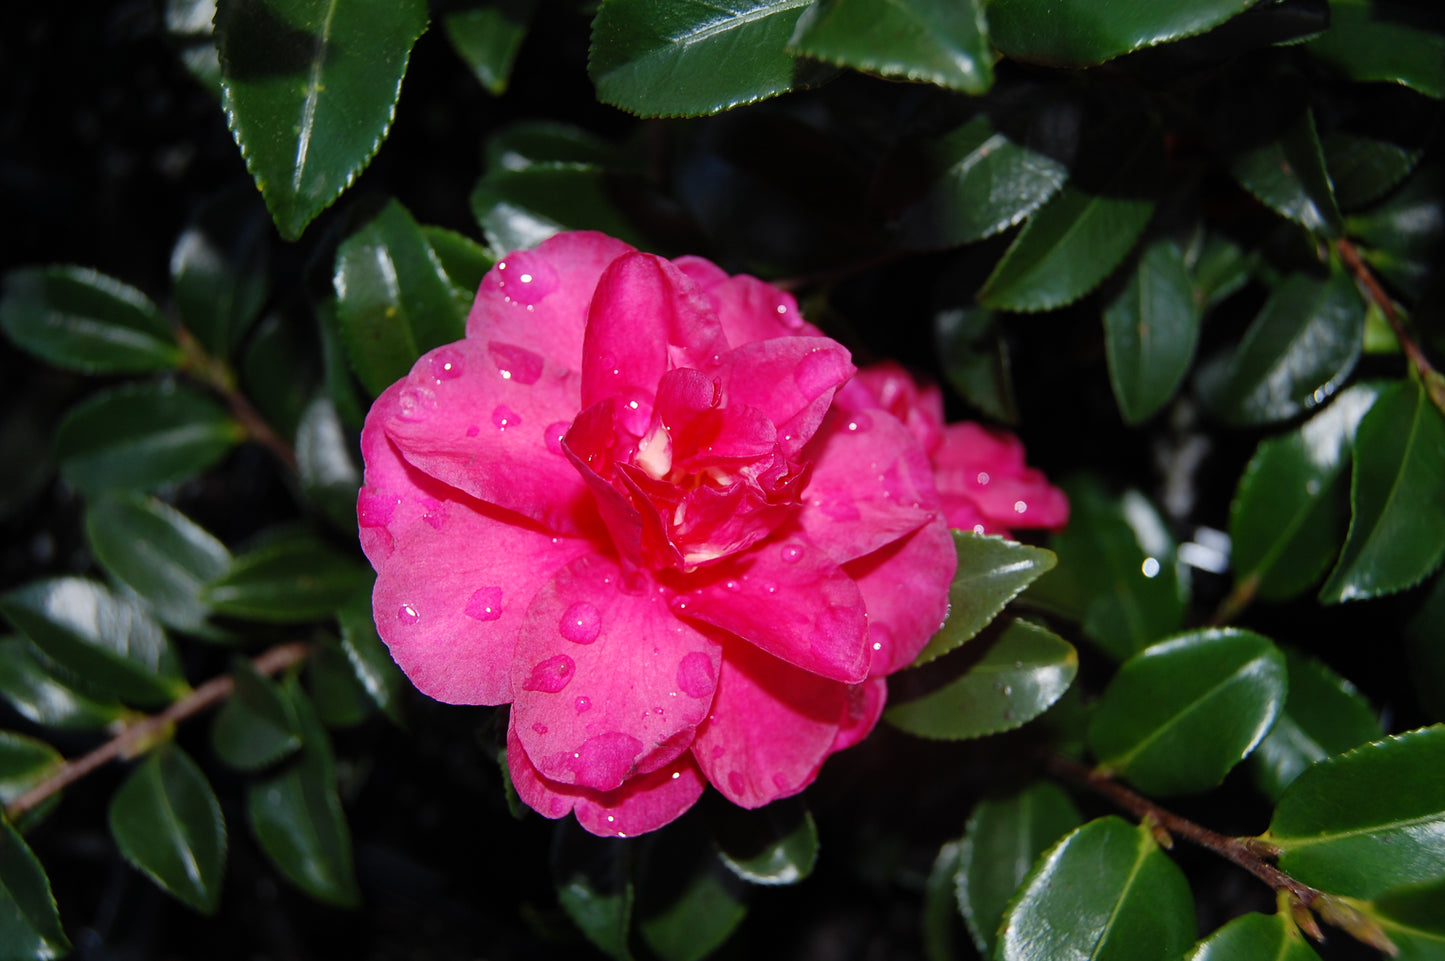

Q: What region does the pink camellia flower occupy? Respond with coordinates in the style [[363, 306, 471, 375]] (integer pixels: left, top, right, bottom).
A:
[[849, 362, 1069, 536], [357, 232, 956, 837]]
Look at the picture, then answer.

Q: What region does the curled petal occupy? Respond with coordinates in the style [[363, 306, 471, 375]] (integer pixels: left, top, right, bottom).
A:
[[844, 520, 956, 677], [724, 338, 854, 457], [830, 677, 888, 754]]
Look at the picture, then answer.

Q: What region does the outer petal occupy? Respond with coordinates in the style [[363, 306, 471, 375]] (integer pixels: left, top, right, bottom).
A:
[[841, 364, 945, 456], [358, 400, 456, 567], [467, 231, 635, 366], [829, 677, 887, 754], [381, 339, 592, 533], [933, 423, 1069, 531], [678, 533, 870, 683], [724, 338, 854, 458], [373, 494, 592, 705], [844, 519, 956, 677], [691, 639, 848, 809], [673, 257, 823, 344], [512, 554, 721, 793]]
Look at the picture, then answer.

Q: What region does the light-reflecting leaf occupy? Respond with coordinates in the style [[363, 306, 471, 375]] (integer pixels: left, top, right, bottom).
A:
[[167, 0, 222, 94], [1323, 133, 1423, 211], [1267, 725, 1445, 898], [242, 311, 319, 439], [1320, 379, 1445, 602], [923, 841, 963, 961], [1088, 628, 1287, 796], [419, 226, 494, 314], [988, 0, 1257, 65], [1368, 879, 1445, 960], [443, 0, 535, 95], [470, 163, 652, 255], [205, 531, 371, 623], [307, 636, 371, 729], [0, 817, 71, 959], [553, 818, 634, 961], [1308, 0, 1445, 99], [212, 657, 302, 771], [1348, 165, 1444, 300], [108, 745, 226, 914], [216, 0, 429, 239], [1103, 239, 1201, 424], [295, 395, 360, 534], [1407, 572, 1445, 723], [1229, 109, 1342, 237], [170, 187, 270, 358], [0, 266, 180, 374], [998, 816, 1196, 961], [710, 796, 817, 886], [1185, 910, 1323, 961], [336, 592, 406, 724], [913, 533, 1055, 665], [0, 732, 64, 813], [0, 638, 127, 731], [934, 306, 1017, 424], [635, 815, 747, 961], [1186, 231, 1252, 312], [956, 782, 1082, 957]]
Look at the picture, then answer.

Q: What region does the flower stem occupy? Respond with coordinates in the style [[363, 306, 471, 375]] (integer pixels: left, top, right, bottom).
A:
[[3, 641, 309, 822], [176, 324, 298, 471]]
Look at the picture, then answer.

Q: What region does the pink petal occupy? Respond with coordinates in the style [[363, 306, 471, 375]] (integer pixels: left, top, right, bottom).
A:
[[841, 363, 945, 456], [467, 231, 635, 368], [673, 259, 821, 344], [357, 402, 458, 567], [691, 638, 848, 808], [381, 340, 594, 534], [934, 424, 1069, 531], [676, 534, 870, 683], [724, 338, 855, 457], [508, 723, 577, 820], [830, 677, 887, 754], [843, 519, 956, 676], [512, 554, 721, 793], [372, 495, 592, 705]]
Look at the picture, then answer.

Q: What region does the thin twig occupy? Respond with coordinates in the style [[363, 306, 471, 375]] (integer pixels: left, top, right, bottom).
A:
[[4, 641, 309, 822], [1207, 572, 1258, 627], [176, 325, 298, 471]]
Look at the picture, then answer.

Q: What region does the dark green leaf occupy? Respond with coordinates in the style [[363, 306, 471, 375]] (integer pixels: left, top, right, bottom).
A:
[[205, 531, 371, 623], [317, 298, 367, 430], [1229, 109, 1342, 236], [1185, 910, 1323, 961], [0, 578, 187, 707], [1185, 231, 1253, 312], [216, 0, 429, 239], [552, 819, 633, 960], [997, 816, 1195, 961], [443, 0, 535, 95], [787, 0, 992, 94], [307, 636, 371, 729], [934, 306, 1017, 424], [922, 841, 963, 961], [1407, 572, 1445, 723], [166, 0, 223, 94], [108, 745, 226, 914], [893, 115, 1069, 249], [242, 311, 319, 439], [1252, 649, 1382, 801], [484, 121, 635, 173], [470, 163, 650, 255], [1308, 1, 1445, 99], [56, 381, 243, 495], [0, 816, 71, 959], [336, 592, 406, 724], [1323, 133, 1423, 211], [1229, 382, 1382, 601], [1347, 166, 1443, 300], [1320, 379, 1445, 602], [635, 815, 747, 961], [589, 0, 816, 118], [1368, 879, 1445, 959], [913, 532, 1056, 665], [419, 226, 494, 314], [295, 396, 360, 534], [989, 0, 1256, 65], [1103, 239, 1201, 424], [0, 732, 64, 813], [956, 782, 1082, 957], [333, 199, 469, 398], [978, 136, 1159, 313], [1197, 268, 1364, 427], [247, 676, 359, 906], [1267, 725, 1445, 898], [0, 266, 180, 374], [85, 492, 232, 636], [0, 638, 127, 731], [212, 657, 302, 771], [170, 187, 270, 358], [710, 796, 817, 886], [1088, 628, 1287, 796], [887, 619, 1077, 740]]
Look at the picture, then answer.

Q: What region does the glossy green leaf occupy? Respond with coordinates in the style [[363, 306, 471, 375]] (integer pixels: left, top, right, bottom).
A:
[[955, 782, 1082, 957], [205, 531, 371, 623], [787, 0, 991, 94], [635, 816, 747, 961], [0, 578, 187, 707], [1089, 628, 1287, 796], [1185, 910, 1322, 961], [1323, 133, 1423, 211], [216, 0, 429, 240], [0, 638, 126, 731], [336, 592, 406, 724], [167, 0, 223, 94], [108, 745, 226, 914], [419, 226, 494, 314], [242, 311, 319, 439], [1368, 879, 1445, 960], [470, 163, 650, 255], [934, 306, 1017, 424], [307, 636, 371, 729], [923, 841, 963, 961], [978, 137, 1159, 313], [894, 115, 1069, 249], [85, 492, 232, 636], [246, 676, 359, 906], [998, 816, 1195, 961], [56, 381, 243, 495], [887, 619, 1077, 740], [1197, 269, 1364, 427], [0, 266, 180, 374], [1308, 0, 1445, 99], [913, 533, 1055, 665], [170, 187, 270, 358], [1186, 231, 1252, 313], [711, 796, 817, 886], [443, 0, 534, 95], [485, 121, 636, 173], [589, 0, 816, 117], [1320, 379, 1445, 602], [0, 816, 70, 960], [0, 732, 64, 812], [212, 657, 302, 771], [1230, 382, 1381, 601], [1407, 572, 1445, 723], [1229, 109, 1342, 237], [552, 819, 634, 961], [1252, 649, 1382, 801], [989, 0, 1256, 65], [1103, 239, 1201, 424], [316, 298, 367, 431], [1347, 166, 1443, 299], [333, 199, 469, 398], [1268, 725, 1445, 898], [295, 395, 360, 534]]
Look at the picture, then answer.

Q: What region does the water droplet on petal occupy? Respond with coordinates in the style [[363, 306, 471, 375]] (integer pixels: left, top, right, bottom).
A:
[[487, 341, 544, 385], [544, 421, 570, 456], [428, 347, 465, 382], [575, 696, 592, 713], [532, 722, 548, 734], [397, 604, 420, 625], [522, 654, 575, 693], [976, 471, 990, 486], [1013, 500, 1027, 514], [421, 498, 447, 530], [466, 424, 480, 438], [396, 386, 435, 422], [465, 586, 504, 621], [676, 652, 716, 698], [559, 602, 601, 644], [490, 251, 558, 306], [356, 489, 396, 529], [780, 543, 803, 564], [846, 412, 872, 433], [492, 404, 522, 430]]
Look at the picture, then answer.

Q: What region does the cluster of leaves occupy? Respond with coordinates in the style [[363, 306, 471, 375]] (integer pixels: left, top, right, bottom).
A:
[[3, 0, 1445, 958]]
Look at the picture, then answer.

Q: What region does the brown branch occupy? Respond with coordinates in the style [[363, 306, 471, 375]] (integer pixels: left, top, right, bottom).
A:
[[1207, 572, 1258, 627], [176, 325, 298, 471], [4, 641, 309, 822]]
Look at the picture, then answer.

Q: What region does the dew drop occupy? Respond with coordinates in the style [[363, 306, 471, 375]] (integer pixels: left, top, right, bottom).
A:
[[397, 604, 420, 625], [487, 341, 544, 385], [780, 543, 803, 564], [575, 696, 592, 713], [671, 771, 680, 780], [490, 252, 557, 306], [532, 722, 548, 735], [465, 586, 504, 621], [492, 404, 522, 430], [544, 421, 570, 456], [676, 652, 716, 698], [1013, 500, 1028, 514], [466, 424, 480, 438], [428, 347, 465, 382], [421, 498, 447, 530], [976, 471, 991, 486], [356, 489, 396, 529], [522, 654, 576, 693], [559, 602, 601, 644], [846, 412, 873, 433], [723, 579, 741, 592]]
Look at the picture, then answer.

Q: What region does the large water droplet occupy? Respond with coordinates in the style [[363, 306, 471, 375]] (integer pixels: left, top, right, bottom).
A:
[[465, 586, 504, 621], [397, 604, 420, 625], [428, 347, 465, 382], [490, 251, 558, 307], [676, 652, 716, 698], [575, 696, 592, 713], [492, 404, 522, 430], [559, 602, 601, 644], [522, 654, 575, 693], [567, 732, 644, 790], [780, 543, 803, 564], [544, 421, 570, 456], [487, 341, 544, 385], [846, 412, 873, 433], [532, 722, 548, 735], [356, 489, 396, 529]]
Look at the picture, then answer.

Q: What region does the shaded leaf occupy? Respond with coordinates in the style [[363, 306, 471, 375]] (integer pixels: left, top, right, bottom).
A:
[[1103, 239, 1201, 424], [307, 636, 371, 729], [552, 818, 633, 960], [788, 0, 992, 94], [295, 395, 360, 534], [1323, 133, 1423, 211], [1308, 1, 1445, 99], [913, 532, 1056, 665], [1368, 879, 1445, 960], [212, 657, 302, 771], [1406, 572, 1445, 723], [0, 266, 180, 374], [710, 796, 817, 886], [470, 163, 651, 255], [205, 531, 371, 623], [635, 815, 747, 961], [934, 306, 1017, 424], [419, 226, 494, 314], [336, 592, 406, 724], [0, 732, 65, 813], [922, 841, 963, 961], [1228, 109, 1342, 237], [989, 0, 1256, 65], [1185, 231, 1253, 312], [170, 187, 270, 358], [443, 0, 535, 95], [166, 0, 223, 94], [0, 816, 71, 960], [242, 311, 319, 439], [1185, 910, 1322, 961], [216, 0, 429, 239], [108, 745, 226, 914], [1347, 165, 1444, 299], [0, 638, 127, 731]]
